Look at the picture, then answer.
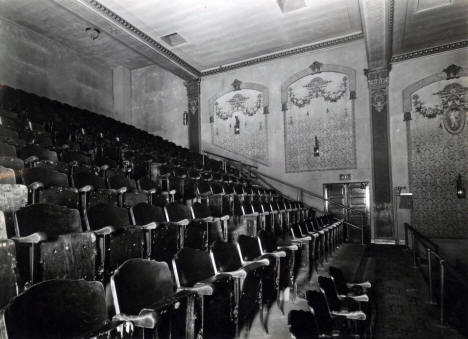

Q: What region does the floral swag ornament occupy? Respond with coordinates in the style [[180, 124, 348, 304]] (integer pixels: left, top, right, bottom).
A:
[[288, 76, 348, 108], [215, 93, 263, 120]]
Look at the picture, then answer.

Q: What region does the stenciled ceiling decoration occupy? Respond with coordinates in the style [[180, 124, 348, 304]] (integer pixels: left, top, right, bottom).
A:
[[209, 80, 269, 165], [281, 62, 357, 172]]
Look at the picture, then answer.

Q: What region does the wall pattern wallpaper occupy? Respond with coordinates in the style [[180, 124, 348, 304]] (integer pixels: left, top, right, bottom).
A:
[[210, 85, 269, 164], [283, 70, 356, 172], [408, 76, 468, 238]]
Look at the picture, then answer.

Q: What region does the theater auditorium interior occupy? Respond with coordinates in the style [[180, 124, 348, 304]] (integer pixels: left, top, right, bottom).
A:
[[0, 0, 467, 338]]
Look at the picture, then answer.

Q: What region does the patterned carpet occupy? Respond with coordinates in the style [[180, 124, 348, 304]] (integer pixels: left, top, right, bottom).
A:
[[362, 245, 464, 339]]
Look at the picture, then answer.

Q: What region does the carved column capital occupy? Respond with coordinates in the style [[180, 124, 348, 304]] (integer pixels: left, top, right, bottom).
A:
[[364, 66, 390, 89]]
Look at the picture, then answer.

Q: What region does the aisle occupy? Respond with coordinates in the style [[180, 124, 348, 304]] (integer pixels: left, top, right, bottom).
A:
[[361, 245, 464, 339]]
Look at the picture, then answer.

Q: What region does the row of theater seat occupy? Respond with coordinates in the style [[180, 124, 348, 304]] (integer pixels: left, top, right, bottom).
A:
[[0, 86, 359, 338]]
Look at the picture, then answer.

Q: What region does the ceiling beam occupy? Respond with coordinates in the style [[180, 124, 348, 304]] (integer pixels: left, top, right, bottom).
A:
[[359, 0, 394, 68]]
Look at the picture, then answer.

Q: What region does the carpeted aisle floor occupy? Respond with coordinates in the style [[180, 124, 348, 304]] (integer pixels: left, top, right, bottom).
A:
[[361, 245, 464, 339]]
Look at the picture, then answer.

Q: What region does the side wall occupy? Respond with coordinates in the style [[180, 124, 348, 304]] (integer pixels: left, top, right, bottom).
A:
[[132, 64, 189, 148], [389, 47, 468, 240], [200, 39, 372, 212], [0, 18, 113, 115]]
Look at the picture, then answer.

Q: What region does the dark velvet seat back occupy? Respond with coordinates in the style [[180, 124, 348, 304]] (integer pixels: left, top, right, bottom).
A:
[[192, 202, 212, 219], [288, 310, 320, 339], [306, 290, 334, 334], [318, 276, 341, 311], [113, 259, 174, 315], [237, 235, 262, 261], [196, 180, 211, 195], [62, 151, 92, 165], [19, 145, 58, 162], [211, 241, 242, 272], [138, 177, 158, 190], [133, 203, 166, 224], [22, 167, 69, 188], [174, 247, 215, 287], [4, 279, 108, 339], [0, 126, 18, 139], [37, 187, 79, 209], [16, 203, 82, 237], [0, 141, 16, 157], [166, 203, 192, 222], [109, 173, 136, 190], [87, 203, 131, 230], [73, 172, 106, 189]]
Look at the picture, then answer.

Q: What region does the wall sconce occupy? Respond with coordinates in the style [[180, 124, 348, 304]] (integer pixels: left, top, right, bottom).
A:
[[183, 111, 188, 125], [234, 116, 240, 134], [456, 173, 465, 199], [313, 136, 319, 157]]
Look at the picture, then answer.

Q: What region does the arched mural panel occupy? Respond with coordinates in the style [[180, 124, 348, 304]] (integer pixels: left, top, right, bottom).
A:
[[282, 63, 356, 172], [404, 68, 468, 237], [209, 81, 269, 165]]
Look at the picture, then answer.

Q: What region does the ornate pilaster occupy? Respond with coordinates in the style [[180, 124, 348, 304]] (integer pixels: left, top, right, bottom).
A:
[[185, 78, 201, 152], [365, 66, 394, 240]]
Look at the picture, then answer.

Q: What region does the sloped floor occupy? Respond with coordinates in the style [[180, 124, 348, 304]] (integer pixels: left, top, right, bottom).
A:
[[243, 244, 465, 339]]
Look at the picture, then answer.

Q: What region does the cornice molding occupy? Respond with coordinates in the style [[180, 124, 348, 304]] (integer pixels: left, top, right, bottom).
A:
[[391, 39, 468, 63], [81, 0, 201, 77], [201, 32, 364, 76]]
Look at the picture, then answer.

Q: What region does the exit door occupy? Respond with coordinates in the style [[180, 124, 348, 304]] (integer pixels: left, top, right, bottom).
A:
[[323, 182, 370, 243]]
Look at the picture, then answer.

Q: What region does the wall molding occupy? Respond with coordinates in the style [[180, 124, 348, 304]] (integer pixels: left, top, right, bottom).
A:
[[201, 33, 364, 76], [391, 39, 468, 63]]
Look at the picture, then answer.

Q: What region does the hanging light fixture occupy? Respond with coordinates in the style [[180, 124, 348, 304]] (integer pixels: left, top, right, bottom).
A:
[[183, 111, 188, 125], [456, 174, 465, 199], [85, 27, 100, 40]]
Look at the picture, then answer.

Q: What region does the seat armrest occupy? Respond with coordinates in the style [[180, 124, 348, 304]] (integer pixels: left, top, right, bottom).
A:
[[12, 232, 47, 244], [347, 281, 372, 289], [221, 269, 247, 279], [172, 219, 190, 226], [178, 283, 214, 296], [194, 216, 213, 223], [100, 164, 109, 171], [243, 212, 259, 217], [141, 222, 157, 230], [28, 182, 44, 190], [117, 187, 127, 194], [142, 188, 156, 194], [112, 313, 156, 329], [78, 185, 93, 193], [140, 290, 196, 314], [331, 310, 366, 321], [220, 215, 230, 221], [263, 250, 286, 258], [346, 294, 369, 302], [92, 226, 116, 236], [244, 258, 270, 267], [278, 244, 299, 251]]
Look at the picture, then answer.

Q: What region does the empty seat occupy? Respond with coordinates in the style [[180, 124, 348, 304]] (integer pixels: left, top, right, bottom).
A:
[[288, 309, 320, 339], [14, 203, 96, 285], [19, 144, 58, 163], [2, 279, 142, 338], [172, 247, 237, 339], [110, 258, 198, 338]]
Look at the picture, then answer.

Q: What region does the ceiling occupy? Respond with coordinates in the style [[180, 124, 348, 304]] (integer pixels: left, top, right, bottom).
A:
[[0, 0, 467, 77], [393, 0, 468, 57], [96, 0, 363, 70]]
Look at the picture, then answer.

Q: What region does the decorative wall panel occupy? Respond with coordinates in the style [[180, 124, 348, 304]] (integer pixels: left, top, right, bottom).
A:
[[405, 68, 468, 238], [209, 80, 269, 165], [282, 63, 356, 172]]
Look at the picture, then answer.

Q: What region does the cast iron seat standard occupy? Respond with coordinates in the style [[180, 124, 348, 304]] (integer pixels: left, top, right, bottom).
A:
[[13, 203, 96, 286], [132, 202, 181, 264], [172, 247, 238, 339], [211, 240, 270, 336], [0, 239, 19, 309], [306, 289, 367, 338], [329, 266, 372, 297], [287, 309, 321, 339], [237, 234, 286, 333], [22, 166, 80, 208], [85, 203, 154, 282], [110, 258, 198, 339], [1, 279, 143, 339]]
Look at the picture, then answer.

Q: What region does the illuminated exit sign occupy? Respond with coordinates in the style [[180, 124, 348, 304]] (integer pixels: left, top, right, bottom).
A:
[[339, 174, 351, 181]]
